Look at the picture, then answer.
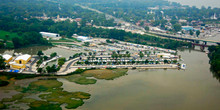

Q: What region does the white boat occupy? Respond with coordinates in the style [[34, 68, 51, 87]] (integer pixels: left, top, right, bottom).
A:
[[181, 64, 186, 69]]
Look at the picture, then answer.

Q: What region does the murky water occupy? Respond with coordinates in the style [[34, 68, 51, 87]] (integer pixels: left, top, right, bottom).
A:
[[58, 48, 220, 110], [1, 46, 220, 110]]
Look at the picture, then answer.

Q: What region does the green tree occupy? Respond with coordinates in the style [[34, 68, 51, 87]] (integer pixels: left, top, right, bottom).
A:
[[0, 56, 6, 69], [189, 30, 194, 36], [139, 51, 144, 59], [145, 26, 150, 31], [43, 56, 48, 60], [196, 30, 200, 37], [126, 51, 129, 54], [117, 50, 120, 54], [5, 34, 9, 39], [50, 52, 57, 58], [37, 68, 43, 73], [84, 42, 90, 46], [85, 60, 89, 65], [172, 23, 182, 32], [145, 59, 149, 64], [89, 52, 92, 56], [58, 57, 66, 67], [164, 60, 168, 64], [37, 50, 44, 57], [46, 64, 57, 73]]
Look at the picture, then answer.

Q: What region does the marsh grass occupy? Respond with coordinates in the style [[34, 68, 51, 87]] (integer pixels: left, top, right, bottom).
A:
[[82, 68, 128, 80], [65, 75, 97, 85], [0, 79, 91, 109], [2, 93, 24, 102], [29, 100, 62, 110], [0, 102, 6, 109]]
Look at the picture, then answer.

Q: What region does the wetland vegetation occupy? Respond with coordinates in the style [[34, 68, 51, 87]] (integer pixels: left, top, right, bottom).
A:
[[65, 68, 128, 85], [0, 69, 128, 109]]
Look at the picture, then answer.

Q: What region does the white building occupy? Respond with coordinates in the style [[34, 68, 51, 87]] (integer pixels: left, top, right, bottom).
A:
[[2, 54, 13, 63], [77, 36, 92, 42], [150, 27, 166, 33], [157, 53, 172, 59], [40, 32, 61, 40]]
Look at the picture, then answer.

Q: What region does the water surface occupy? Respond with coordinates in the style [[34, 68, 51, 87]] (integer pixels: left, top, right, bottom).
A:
[[59, 48, 220, 110]]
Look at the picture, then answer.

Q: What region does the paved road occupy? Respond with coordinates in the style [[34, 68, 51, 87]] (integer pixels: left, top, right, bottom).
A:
[[150, 31, 220, 44], [76, 4, 145, 32], [27, 57, 39, 72], [62, 58, 80, 72]]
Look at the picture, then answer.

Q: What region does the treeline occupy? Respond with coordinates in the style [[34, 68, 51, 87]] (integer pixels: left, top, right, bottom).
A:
[[71, 26, 190, 50], [0, 0, 190, 49], [0, 16, 51, 48], [87, 0, 220, 24], [208, 45, 220, 80], [0, 0, 118, 48], [0, 0, 116, 27]]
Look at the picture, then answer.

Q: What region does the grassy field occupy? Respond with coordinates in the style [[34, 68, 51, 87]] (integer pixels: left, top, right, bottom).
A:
[[0, 30, 20, 41], [0, 72, 40, 87], [0, 30, 22, 48], [65, 69, 128, 84], [49, 38, 78, 42], [82, 69, 128, 80], [52, 42, 81, 47], [0, 102, 6, 109], [65, 74, 97, 85]]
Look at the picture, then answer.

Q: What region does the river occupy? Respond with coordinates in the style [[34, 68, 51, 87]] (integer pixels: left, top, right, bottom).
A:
[[168, 0, 220, 8], [60, 47, 220, 110], [0, 46, 220, 110]]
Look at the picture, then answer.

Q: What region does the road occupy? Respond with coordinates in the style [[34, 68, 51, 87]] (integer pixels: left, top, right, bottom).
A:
[[150, 31, 220, 44], [77, 4, 220, 45], [62, 58, 79, 72], [76, 4, 145, 32], [27, 56, 39, 72]]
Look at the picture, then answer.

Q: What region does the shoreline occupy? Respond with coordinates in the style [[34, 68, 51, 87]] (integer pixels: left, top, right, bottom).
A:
[[1, 64, 179, 76]]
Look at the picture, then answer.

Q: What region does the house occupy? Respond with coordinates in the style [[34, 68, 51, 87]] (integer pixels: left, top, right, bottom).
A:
[[10, 54, 31, 69], [2, 54, 13, 63]]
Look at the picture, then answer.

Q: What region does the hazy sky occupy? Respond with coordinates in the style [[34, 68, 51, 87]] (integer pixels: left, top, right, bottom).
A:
[[168, 0, 220, 8]]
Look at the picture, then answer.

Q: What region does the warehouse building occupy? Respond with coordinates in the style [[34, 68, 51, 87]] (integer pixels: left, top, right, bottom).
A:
[[40, 32, 61, 40], [77, 36, 92, 42]]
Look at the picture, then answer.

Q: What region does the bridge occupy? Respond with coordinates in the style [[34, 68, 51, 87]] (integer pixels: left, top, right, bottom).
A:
[[149, 31, 220, 51]]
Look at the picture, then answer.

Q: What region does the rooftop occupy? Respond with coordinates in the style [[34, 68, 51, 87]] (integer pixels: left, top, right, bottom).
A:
[[2, 54, 12, 60], [15, 54, 31, 61]]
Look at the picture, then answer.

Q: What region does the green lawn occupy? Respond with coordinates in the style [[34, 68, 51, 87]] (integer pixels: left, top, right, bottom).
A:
[[0, 30, 22, 48], [0, 30, 21, 41]]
